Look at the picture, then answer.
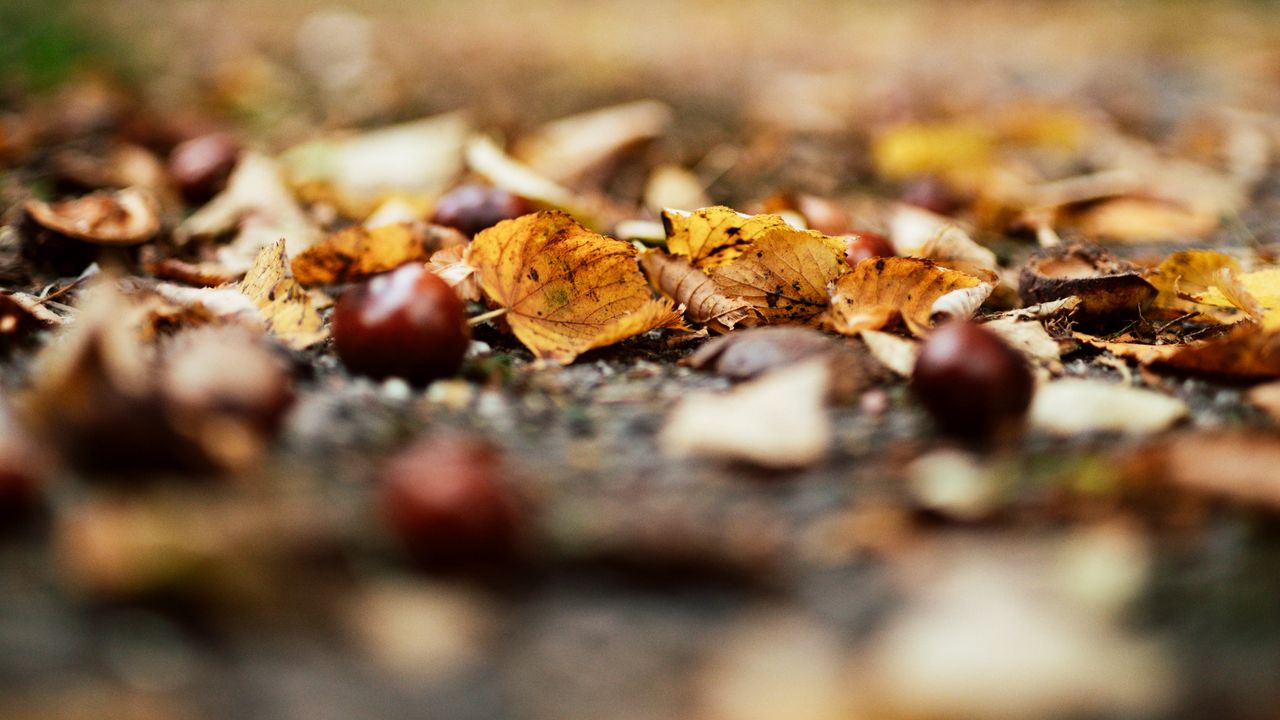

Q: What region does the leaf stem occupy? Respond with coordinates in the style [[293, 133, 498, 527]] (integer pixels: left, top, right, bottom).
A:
[[468, 307, 509, 326]]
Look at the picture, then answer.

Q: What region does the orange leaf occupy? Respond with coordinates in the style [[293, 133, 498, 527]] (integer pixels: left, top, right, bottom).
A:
[[291, 223, 466, 285], [826, 257, 992, 337]]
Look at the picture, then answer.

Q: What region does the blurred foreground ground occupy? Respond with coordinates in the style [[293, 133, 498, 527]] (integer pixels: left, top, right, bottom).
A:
[[4, 2, 1280, 720]]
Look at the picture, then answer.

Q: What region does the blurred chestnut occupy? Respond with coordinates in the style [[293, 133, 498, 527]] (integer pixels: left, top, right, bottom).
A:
[[901, 175, 966, 216], [332, 263, 469, 385], [168, 132, 240, 202], [843, 231, 896, 267], [0, 408, 44, 522], [910, 320, 1033, 443], [430, 183, 531, 237], [380, 435, 522, 570]]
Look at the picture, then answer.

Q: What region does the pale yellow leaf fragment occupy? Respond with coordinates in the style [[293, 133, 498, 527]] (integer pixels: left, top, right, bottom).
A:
[[237, 240, 328, 350]]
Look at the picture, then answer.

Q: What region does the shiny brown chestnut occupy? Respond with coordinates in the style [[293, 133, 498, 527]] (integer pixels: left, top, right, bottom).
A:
[[380, 435, 522, 570], [843, 231, 896, 267], [168, 132, 240, 202], [430, 183, 531, 237], [910, 320, 1034, 443], [332, 263, 469, 385]]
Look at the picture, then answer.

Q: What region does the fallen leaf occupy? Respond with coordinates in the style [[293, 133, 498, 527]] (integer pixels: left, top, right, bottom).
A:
[[237, 240, 328, 350], [25, 187, 160, 245], [291, 222, 465, 285], [659, 360, 831, 467], [1030, 379, 1188, 435], [1152, 325, 1280, 379], [918, 224, 999, 279], [512, 100, 672, 188], [1145, 249, 1251, 322], [467, 211, 684, 364], [641, 250, 759, 333], [872, 120, 996, 190], [644, 164, 711, 213], [177, 153, 322, 274], [427, 245, 482, 302], [694, 215, 847, 325], [465, 135, 616, 230], [859, 329, 920, 377], [858, 542, 1173, 720], [280, 113, 469, 218], [983, 317, 1063, 373], [661, 206, 785, 269], [1196, 267, 1280, 330], [826, 257, 992, 337], [1074, 197, 1219, 242]]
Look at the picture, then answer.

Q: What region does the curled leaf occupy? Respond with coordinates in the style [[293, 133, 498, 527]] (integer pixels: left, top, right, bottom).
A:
[[827, 257, 992, 338], [1019, 245, 1155, 322], [427, 245, 482, 302], [467, 211, 684, 364], [512, 100, 672, 188], [1146, 250, 1247, 320], [25, 188, 159, 245], [641, 250, 759, 333]]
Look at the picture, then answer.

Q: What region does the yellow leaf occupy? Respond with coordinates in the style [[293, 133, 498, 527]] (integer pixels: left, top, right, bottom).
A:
[[1196, 267, 1280, 329], [238, 240, 328, 350], [467, 211, 685, 364], [826, 257, 992, 338], [708, 227, 847, 325], [662, 206, 794, 270], [872, 121, 995, 188], [1145, 250, 1253, 323], [640, 250, 760, 334]]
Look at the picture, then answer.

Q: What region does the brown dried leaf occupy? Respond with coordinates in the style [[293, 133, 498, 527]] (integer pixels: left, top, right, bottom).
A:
[[25, 188, 160, 245], [827, 257, 992, 338], [237, 240, 328, 350], [291, 222, 465, 285], [640, 250, 759, 333], [467, 211, 685, 364]]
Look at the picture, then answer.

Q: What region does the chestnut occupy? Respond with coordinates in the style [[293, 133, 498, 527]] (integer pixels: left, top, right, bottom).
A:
[[332, 263, 469, 385], [430, 183, 531, 237], [843, 231, 896, 267], [379, 435, 522, 570], [910, 320, 1033, 443], [168, 132, 240, 202], [0, 409, 44, 522]]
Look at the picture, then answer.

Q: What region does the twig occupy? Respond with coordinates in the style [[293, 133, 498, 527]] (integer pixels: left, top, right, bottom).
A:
[[467, 307, 509, 326]]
